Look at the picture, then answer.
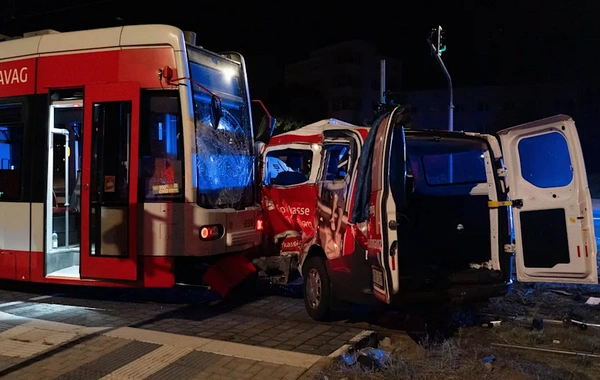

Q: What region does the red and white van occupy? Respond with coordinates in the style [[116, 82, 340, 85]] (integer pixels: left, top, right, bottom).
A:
[[261, 108, 598, 321]]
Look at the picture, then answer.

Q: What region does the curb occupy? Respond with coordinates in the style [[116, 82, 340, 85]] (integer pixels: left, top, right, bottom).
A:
[[328, 330, 379, 361], [298, 330, 378, 380]]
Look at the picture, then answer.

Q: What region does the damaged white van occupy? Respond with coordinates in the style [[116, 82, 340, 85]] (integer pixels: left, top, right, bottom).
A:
[[260, 108, 598, 321]]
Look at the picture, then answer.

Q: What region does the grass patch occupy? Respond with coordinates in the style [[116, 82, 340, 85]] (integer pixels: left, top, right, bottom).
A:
[[318, 280, 600, 380], [483, 282, 600, 324], [320, 326, 600, 380], [487, 321, 600, 353]]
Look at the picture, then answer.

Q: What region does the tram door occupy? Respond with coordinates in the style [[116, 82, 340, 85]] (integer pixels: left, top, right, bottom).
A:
[[80, 83, 140, 281]]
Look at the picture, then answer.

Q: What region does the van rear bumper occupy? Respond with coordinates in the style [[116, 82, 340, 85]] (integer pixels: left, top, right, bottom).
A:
[[390, 279, 512, 305]]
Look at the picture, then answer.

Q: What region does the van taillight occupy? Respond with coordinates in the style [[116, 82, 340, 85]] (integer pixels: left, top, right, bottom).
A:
[[199, 224, 223, 241], [256, 218, 264, 231], [355, 225, 369, 250]]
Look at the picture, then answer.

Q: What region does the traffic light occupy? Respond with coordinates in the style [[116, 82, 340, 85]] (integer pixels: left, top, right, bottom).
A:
[[438, 26, 447, 54], [429, 25, 447, 56]]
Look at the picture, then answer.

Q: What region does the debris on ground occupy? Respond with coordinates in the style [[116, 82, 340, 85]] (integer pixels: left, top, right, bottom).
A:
[[492, 343, 600, 359], [482, 354, 495, 371], [338, 347, 390, 369], [531, 317, 544, 331], [551, 289, 573, 296], [585, 296, 600, 305], [378, 337, 394, 352], [481, 320, 502, 328], [569, 318, 600, 330], [469, 261, 494, 270]]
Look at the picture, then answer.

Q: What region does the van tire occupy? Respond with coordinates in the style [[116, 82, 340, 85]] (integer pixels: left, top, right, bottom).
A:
[[303, 256, 331, 321]]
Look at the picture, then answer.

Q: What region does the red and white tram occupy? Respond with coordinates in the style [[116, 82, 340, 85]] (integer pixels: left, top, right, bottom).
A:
[[0, 25, 270, 287]]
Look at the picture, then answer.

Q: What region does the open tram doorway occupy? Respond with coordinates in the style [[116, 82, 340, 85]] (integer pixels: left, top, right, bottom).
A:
[[46, 99, 83, 278]]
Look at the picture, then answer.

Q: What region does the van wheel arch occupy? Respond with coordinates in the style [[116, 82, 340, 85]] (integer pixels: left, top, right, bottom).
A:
[[299, 245, 327, 275]]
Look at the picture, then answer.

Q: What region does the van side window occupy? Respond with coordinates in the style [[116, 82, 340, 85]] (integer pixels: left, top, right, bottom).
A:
[[0, 103, 24, 201], [322, 144, 350, 181], [264, 148, 312, 186], [422, 150, 487, 186]]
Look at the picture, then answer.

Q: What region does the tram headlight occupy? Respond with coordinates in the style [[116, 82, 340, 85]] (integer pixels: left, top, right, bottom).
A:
[[199, 224, 224, 241]]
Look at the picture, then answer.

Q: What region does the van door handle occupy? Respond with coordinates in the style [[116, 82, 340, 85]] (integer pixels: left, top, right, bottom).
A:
[[390, 241, 398, 257]]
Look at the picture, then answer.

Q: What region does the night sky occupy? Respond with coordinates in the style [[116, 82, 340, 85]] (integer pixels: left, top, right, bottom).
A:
[[3, 0, 600, 98]]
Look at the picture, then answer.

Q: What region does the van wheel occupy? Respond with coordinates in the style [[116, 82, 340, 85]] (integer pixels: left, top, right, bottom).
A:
[[303, 257, 331, 321]]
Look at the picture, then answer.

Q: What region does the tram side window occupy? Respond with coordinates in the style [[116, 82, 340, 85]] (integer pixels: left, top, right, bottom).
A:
[[139, 94, 184, 201], [0, 103, 24, 201]]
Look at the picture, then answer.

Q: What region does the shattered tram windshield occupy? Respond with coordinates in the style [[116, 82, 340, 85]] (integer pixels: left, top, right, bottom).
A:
[[189, 50, 253, 209]]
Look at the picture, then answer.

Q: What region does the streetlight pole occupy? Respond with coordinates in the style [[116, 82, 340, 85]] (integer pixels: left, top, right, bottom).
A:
[[427, 25, 453, 132], [428, 25, 454, 182], [432, 53, 453, 132]]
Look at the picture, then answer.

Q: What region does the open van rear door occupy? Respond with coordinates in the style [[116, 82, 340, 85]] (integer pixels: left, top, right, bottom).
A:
[[497, 115, 598, 284], [367, 108, 405, 303]]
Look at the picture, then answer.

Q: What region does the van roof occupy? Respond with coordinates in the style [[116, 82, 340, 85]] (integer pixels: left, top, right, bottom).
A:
[[269, 118, 369, 146]]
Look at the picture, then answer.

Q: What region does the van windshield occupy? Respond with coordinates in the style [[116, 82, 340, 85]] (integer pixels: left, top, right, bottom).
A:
[[402, 135, 489, 187], [421, 149, 487, 186], [264, 148, 313, 186]]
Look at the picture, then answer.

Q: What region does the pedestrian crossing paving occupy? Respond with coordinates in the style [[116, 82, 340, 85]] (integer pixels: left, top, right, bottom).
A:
[[0, 312, 338, 379]]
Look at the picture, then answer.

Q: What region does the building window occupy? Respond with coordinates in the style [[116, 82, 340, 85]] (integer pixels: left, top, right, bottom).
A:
[[0, 103, 24, 201], [332, 99, 344, 111], [332, 75, 360, 89], [503, 101, 515, 111], [346, 98, 362, 111], [332, 97, 361, 112], [334, 50, 361, 65]]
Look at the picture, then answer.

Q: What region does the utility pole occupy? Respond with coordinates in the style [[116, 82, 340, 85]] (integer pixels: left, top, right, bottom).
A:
[[427, 25, 453, 132], [380, 59, 386, 105]]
